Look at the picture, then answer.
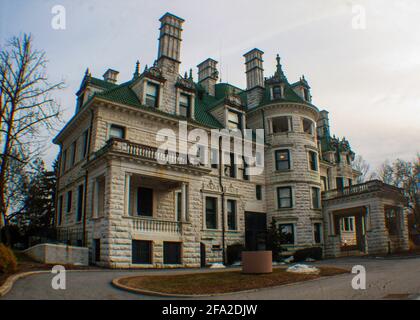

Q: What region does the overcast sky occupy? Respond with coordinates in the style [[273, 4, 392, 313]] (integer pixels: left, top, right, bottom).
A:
[[1, 0, 419, 170]]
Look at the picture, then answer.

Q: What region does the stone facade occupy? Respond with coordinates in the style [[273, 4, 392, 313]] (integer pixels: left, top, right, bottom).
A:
[[53, 12, 409, 268]]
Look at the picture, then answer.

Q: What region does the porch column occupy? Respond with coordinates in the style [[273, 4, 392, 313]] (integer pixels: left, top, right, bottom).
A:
[[181, 182, 188, 222], [124, 173, 132, 216]]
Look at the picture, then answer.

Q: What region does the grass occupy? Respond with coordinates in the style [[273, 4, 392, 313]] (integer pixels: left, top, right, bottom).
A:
[[119, 266, 349, 295]]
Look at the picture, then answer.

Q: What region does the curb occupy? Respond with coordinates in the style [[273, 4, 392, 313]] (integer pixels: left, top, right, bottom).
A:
[[0, 271, 49, 297], [111, 271, 350, 298]]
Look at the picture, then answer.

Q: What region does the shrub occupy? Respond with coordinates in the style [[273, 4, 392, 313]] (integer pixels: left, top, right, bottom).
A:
[[293, 247, 323, 262], [0, 243, 18, 274], [227, 243, 245, 265]]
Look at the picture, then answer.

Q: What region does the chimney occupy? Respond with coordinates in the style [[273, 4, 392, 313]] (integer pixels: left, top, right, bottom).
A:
[[197, 58, 218, 96], [103, 69, 119, 83], [244, 48, 265, 109], [317, 110, 330, 138], [157, 12, 185, 72]]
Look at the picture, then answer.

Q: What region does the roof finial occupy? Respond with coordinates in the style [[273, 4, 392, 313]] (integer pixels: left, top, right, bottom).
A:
[[133, 60, 140, 78], [189, 68, 193, 80], [184, 71, 188, 79], [276, 54, 281, 67]]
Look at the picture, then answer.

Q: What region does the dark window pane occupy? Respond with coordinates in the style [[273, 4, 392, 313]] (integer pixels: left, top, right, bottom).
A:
[[272, 117, 290, 133], [277, 187, 292, 208], [279, 224, 295, 245], [176, 192, 182, 221], [256, 185, 262, 200], [76, 184, 84, 222], [132, 240, 152, 264], [275, 150, 290, 171], [179, 93, 190, 117], [146, 82, 159, 108], [137, 187, 153, 216], [227, 200, 236, 230], [205, 197, 217, 229], [272, 86, 282, 99], [314, 223, 322, 244], [109, 124, 125, 139], [312, 187, 320, 209], [309, 151, 318, 171], [164, 242, 181, 264]]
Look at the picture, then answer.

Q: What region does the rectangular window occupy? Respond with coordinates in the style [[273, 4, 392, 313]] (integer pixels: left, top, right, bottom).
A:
[[279, 224, 295, 245], [132, 240, 152, 264], [311, 187, 321, 209], [176, 192, 182, 222], [272, 116, 291, 133], [227, 111, 241, 130], [348, 179, 353, 187], [205, 197, 217, 229], [256, 185, 262, 200], [224, 153, 236, 178], [302, 118, 314, 135], [62, 149, 67, 173], [66, 191, 72, 213], [321, 176, 328, 191], [163, 242, 182, 265], [70, 141, 77, 166], [57, 195, 63, 225], [314, 223, 322, 244], [145, 82, 159, 108], [272, 85, 282, 99], [109, 124, 125, 139], [94, 239, 100, 262], [275, 150, 290, 171], [309, 151, 318, 171], [336, 177, 344, 191], [82, 129, 89, 158], [341, 217, 354, 232], [277, 187, 293, 209], [179, 93, 191, 117], [210, 148, 219, 169], [76, 184, 84, 222], [137, 187, 153, 216], [227, 199, 237, 231]]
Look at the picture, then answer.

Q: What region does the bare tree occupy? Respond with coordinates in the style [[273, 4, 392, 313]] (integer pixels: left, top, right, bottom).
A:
[[352, 155, 371, 183], [0, 34, 63, 230]]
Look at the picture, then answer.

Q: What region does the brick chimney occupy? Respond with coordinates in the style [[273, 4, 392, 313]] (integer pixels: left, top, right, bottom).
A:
[[244, 48, 265, 109], [157, 12, 185, 74], [103, 69, 119, 83], [197, 58, 218, 96]]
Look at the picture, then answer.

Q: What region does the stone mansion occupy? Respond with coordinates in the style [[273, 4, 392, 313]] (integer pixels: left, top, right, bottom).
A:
[[53, 13, 409, 268]]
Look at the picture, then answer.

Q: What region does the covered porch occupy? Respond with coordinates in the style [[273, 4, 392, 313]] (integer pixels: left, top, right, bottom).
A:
[[322, 180, 409, 258]]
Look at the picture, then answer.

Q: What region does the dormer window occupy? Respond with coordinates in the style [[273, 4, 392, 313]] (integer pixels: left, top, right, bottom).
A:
[[145, 82, 159, 108], [179, 93, 191, 117], [227, 110, 241, 130], [272, 86, 282, 99]]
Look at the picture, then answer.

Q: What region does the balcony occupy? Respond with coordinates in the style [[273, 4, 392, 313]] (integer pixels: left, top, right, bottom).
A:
[[322, 180, 405, 201], [94, 138, 210, 174], [128, 216, 182, 234]]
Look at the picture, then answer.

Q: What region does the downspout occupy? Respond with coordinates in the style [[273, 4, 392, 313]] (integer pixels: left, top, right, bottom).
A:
[[82, 110, 94, 247], [218, 135, 226, 265]]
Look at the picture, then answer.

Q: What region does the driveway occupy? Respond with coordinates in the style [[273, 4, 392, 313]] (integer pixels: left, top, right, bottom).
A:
[[2, 257, 420, 300]]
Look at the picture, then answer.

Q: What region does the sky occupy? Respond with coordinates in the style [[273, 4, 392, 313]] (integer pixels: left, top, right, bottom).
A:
[[1, 0, 419, 171]]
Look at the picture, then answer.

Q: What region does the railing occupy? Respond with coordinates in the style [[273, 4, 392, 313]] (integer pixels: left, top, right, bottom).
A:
[[55, 226, 85, 245], [130, 217, 181, 234], [96, 138, 201, 167], [322, 180, 404, 201]]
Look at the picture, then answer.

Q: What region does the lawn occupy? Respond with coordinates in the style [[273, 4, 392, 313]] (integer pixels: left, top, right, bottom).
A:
[[118, 266, 348, 295]]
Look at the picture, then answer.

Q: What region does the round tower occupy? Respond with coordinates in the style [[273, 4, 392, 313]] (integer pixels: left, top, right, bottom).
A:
[[246, 55, 322, 251]]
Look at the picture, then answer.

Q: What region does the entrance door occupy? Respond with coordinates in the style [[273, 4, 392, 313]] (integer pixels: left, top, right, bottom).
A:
[[245, 212, 267, 251], [200, 243, 206, 268], [333, 207, 367, 254]]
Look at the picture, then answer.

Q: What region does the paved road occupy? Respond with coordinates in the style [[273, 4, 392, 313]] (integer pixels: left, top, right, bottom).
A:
[[2, 257, 420, 300]]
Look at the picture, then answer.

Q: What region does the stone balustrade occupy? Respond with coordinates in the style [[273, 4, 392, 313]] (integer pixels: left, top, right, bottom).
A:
[[322, 180, 404, 201], [129, 216, 182, 234]]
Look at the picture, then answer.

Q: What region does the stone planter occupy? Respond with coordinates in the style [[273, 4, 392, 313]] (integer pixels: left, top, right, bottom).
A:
[[242, 251, 272, 274]]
